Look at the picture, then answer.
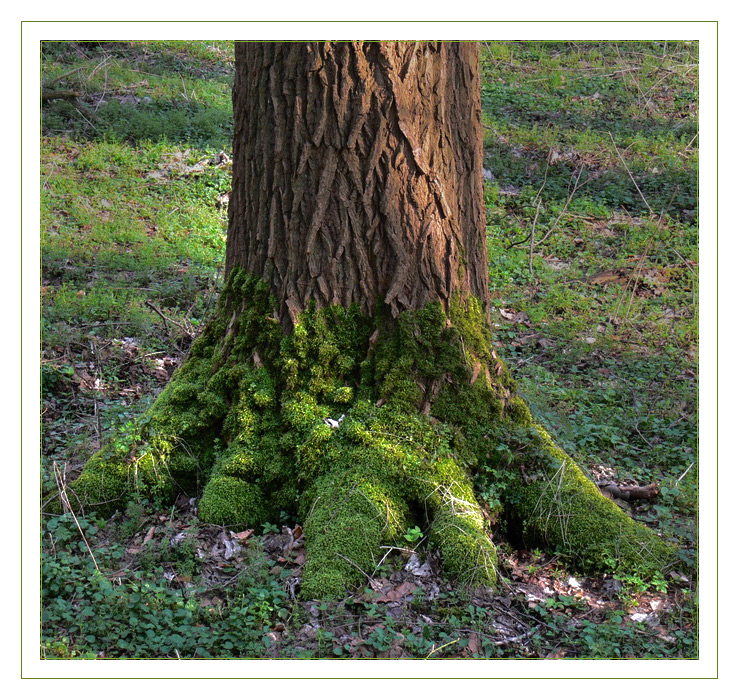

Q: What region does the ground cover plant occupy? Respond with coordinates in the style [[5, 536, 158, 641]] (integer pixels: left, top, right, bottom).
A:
[[41, 40, 698, 660]]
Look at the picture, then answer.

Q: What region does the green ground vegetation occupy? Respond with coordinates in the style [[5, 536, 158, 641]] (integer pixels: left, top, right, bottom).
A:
[[40, 40, 697, 659]]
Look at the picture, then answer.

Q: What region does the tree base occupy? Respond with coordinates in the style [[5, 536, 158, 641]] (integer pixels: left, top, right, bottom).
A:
[[56, 270, 678, 599]]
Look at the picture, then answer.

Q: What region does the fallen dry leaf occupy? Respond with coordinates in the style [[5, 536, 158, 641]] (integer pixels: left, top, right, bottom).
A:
[[375, 581, 417, 603]]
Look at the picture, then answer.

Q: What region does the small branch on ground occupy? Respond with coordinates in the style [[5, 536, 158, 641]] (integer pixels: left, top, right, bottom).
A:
[[597, 481, 659, 501], [608, 132, 654, 215], [144, 300, 195, 340]]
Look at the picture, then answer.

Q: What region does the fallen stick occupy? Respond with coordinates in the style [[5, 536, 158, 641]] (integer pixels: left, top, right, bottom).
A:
[[597, 481, 659, 501]]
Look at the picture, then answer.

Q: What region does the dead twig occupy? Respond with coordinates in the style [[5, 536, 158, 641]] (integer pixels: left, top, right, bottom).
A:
[[527, 155, 550, 276], [89, 339, 104, 449], [673, 248, 697, 277], [533, 164, 589, 250], [608, 132, 654, 215], [52, 462, 100, 573], [335, 552, 373, 584], [201, 269, 222, 318], [144, 300, 195, 339], [425, 637, 460, 659], [528, 162, 590, 275], [528, 200, 542, 277], [74, 107, 100, 134], [680, 133, 698, 156], [676, 463, 694, 484], [597, 481, 659, 501]]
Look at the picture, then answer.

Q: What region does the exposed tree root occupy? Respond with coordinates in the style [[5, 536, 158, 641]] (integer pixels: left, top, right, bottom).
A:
[[52, 271, 679, 599]]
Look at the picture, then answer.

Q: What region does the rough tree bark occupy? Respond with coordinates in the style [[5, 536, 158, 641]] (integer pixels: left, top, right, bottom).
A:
[[226, 41, 489, 327], [60, 41, 678, 599]]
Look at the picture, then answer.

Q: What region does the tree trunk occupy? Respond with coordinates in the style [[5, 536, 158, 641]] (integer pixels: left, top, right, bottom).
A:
[[60, 41, 678, 600], [226, 41, 489, 328]]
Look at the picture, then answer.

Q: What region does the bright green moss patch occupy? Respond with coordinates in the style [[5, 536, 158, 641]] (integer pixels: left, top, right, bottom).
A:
[[300, 467, 410, 599], [63, 269, 678, 598], [504, 425, 677, 575], [295, 406, 499, 598], [198, 475, 269, 526], [60, 441, 178, 517], [430, 510, 498, 586]]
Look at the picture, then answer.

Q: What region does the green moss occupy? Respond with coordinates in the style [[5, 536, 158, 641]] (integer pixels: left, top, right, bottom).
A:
[[296, 423, 335, 473], [505, 425, 677, 574], [218, 445, 258, 479], [60, 441, 177, 517], [430, 510, 497, 586], [64, 269, 680, 598], [59, 450, 130, 516], [198, 475, 269, 526], [281, 392, 328, 432], [505, 395, 533, 425], [291, 405, 499, 598], [300, 467, 410, 599]]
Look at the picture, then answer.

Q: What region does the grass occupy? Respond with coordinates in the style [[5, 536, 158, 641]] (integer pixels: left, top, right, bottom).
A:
[[41, 41, 232, 476], [40, 40, 698, 660]]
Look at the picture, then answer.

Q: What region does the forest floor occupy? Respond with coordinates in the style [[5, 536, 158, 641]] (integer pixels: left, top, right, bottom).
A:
[[40, 40, 698, 660]]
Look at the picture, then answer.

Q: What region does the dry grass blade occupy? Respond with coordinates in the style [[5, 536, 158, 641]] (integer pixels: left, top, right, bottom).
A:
[[52, 462, 100, 573], [608, 131, 654, 215]]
